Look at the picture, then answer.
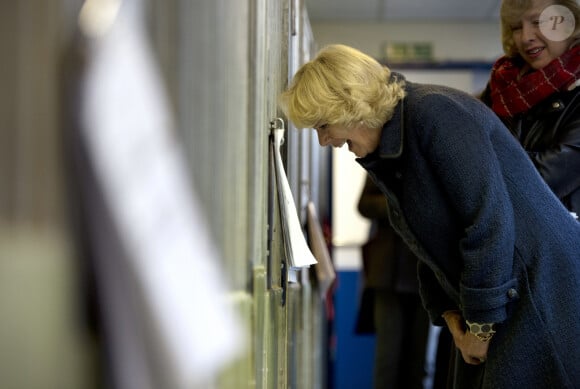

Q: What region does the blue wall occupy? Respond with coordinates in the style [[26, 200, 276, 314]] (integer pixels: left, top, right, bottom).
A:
[[333, 270, 375, 389]]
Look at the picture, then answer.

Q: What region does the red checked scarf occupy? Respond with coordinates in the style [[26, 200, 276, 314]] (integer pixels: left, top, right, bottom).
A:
[[489, 45, 580, 119]]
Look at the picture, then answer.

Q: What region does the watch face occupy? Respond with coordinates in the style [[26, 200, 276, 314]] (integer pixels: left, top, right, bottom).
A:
[[481, 324, 492, 333]]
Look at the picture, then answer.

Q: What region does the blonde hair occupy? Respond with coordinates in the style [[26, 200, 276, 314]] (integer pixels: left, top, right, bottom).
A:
[[500, 0, 580, 56], [278, 44, 405, 130]]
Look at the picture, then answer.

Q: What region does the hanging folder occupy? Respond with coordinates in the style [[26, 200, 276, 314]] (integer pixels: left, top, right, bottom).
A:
[[306, 202, 336, 298]]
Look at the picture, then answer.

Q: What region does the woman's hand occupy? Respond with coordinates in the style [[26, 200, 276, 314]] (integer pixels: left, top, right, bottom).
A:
[[442, 310, 490, 365]]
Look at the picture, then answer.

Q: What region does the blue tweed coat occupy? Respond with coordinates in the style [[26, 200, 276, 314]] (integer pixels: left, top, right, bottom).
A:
[[357, 77, 580, 388]]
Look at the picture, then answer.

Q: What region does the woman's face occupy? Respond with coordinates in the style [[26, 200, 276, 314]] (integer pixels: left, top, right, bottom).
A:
[[510, 0, 573, 70], [314, 122, 379, 158]]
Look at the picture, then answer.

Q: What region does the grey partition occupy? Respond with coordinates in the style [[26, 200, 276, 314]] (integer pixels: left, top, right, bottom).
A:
[[151, 0, 331, 388]]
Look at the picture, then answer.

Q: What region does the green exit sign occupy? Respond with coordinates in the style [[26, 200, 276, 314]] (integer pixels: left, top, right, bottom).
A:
[[382, 42, 433, 62]]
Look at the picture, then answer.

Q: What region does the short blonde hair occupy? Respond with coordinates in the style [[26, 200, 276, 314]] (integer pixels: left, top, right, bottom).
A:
[[279, 44, 405, 130], [500, 0, 580, 56]]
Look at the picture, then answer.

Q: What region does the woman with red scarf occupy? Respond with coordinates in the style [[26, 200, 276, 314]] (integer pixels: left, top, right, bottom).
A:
[[481, 0, 580, 216]]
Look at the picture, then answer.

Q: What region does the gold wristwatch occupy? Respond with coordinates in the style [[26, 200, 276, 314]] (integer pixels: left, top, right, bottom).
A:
[[465, 320, 496, 342]]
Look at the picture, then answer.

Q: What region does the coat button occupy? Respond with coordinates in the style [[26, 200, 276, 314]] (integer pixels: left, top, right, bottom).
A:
[[507, 288, 518, 299], [552, 101, 561, 109]]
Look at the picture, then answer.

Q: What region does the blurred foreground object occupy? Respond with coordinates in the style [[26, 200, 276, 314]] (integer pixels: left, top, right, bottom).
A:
[[70, 0, 245, 388]]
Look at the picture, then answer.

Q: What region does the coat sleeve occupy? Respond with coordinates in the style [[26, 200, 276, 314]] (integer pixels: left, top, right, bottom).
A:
[[416, 94, 517, 324]]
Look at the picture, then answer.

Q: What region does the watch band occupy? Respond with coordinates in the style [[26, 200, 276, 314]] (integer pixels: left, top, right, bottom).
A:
[[465, 320, 496, 342]]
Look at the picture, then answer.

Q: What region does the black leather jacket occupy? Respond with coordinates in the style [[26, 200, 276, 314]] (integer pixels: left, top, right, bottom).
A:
[[482, 85, 580, 215]]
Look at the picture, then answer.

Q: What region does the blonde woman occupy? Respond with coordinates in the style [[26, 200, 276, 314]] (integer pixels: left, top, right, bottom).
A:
[[280, 44, 580, 388]]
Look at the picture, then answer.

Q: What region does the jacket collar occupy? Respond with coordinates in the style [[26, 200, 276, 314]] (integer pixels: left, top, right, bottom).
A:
[[357, 79, 406, 167], [377, 96, 405, 158]]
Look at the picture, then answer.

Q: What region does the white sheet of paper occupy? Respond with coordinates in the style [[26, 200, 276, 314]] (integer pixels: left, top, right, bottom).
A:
[[272, 125, 318, 270]]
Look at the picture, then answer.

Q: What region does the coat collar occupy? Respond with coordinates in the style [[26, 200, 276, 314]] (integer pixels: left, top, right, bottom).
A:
[[357, 74, 407, 167], [377, 96, 405, 158]]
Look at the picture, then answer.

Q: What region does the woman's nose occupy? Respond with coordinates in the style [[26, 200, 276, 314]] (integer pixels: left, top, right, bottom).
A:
[[521, 22, 537, 41], [316, 130, 331, 146]]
